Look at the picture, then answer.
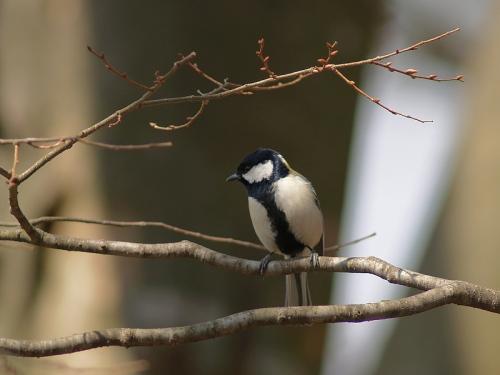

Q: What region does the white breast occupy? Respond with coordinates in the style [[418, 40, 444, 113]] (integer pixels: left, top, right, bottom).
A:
[[248, 197, 280, 253], [273, 174, 323, 249]]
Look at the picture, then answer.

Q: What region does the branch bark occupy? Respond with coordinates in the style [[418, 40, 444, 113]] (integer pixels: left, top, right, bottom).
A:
[[0, 282, 493, 357], [1, 226, 499, 314]]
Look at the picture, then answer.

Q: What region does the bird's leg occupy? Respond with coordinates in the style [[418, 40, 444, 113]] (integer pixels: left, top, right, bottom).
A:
[[307, 246, 320, 269], [259, 253, 273, 275]]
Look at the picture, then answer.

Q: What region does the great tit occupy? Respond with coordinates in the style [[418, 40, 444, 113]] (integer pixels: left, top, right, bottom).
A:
[[227, 148, 323, 306]]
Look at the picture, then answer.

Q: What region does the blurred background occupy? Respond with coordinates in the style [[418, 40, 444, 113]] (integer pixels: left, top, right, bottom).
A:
[[0, 0, 497, 374]]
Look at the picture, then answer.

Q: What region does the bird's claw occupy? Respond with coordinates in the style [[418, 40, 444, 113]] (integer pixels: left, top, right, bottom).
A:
[[259, 253, 272, 275], [310, 252, 320, 269]]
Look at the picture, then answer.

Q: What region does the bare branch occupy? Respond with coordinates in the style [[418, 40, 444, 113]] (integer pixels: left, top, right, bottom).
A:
[[7, 184, 41, 242], [371, 61, 465, 82], [6, 145, 41, 242], [143, 28, 461, 113], [9, 144, 19, 179], [0, 282, 497, 357], [186, 60, 226, 87], [1, 226, 499, 313], [251, 73, 314, 91], [149, 100, 208, 132], [15, 52, 196, 184], [325, 232, 376, 253], [0, 28, 462, 158], [0, 167, 10, 179], [331, 67, 432, 123], [0, 216, 375, 253], [0, 216, 265, 251], [256, 38, 276, 78], [87, 46, 152, 91], [79, 139, 173, 151], [332, 27, 461, 69], [316, 41, 338, 68]]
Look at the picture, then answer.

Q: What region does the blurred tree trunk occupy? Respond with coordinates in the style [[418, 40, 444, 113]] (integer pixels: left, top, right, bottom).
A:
[[440, 4, 500, 374], [0, 0, 130, 371]]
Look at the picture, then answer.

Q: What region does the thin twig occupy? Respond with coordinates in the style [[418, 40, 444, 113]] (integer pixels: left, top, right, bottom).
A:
[[325, 232, 376, 253], [332, 27, 461, 69], [331, 67, 432, 123], [256, 38, 276, 78], [317, 41, 338, 69], [149, 100, 208, 132], [371, 61, 464, 82], [144, 28, 461, 110], [186, 60, 225, 87], [9, 144, 19, 179], [0, 216, 376, 253], [79, 139, 173, 150], [87, 46, 152, 91], [0, 216, 265, 250], [251, 73, 313, 91]]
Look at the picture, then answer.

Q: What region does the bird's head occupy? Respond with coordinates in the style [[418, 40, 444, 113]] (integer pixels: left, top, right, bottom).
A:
[[226, 148, 291, 188]]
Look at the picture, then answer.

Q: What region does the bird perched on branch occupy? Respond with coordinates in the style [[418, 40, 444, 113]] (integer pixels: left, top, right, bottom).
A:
[[227, 148, 323, 306]]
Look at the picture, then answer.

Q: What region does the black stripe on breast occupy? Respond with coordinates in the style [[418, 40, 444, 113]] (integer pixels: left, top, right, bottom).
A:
[[248, 184, 305, 257]]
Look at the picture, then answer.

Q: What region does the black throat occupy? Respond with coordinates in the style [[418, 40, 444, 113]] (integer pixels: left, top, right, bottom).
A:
[[247, 180, 306, 257]]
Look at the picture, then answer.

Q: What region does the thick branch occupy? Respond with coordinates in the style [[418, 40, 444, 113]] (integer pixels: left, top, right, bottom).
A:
[[0, 284, 487, 357], [1, 226, 499, 314]]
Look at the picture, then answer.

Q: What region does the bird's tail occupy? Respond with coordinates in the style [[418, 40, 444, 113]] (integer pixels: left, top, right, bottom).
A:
[[285, 272, 312, 306]]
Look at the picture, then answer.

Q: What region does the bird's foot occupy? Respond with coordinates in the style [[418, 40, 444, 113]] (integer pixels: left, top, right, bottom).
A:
[[259, 253, 273, 275], [309, 252, 320, 269]]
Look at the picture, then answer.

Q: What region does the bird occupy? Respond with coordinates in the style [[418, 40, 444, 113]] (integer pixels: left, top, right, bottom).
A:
[[226, 148, 323, 306]]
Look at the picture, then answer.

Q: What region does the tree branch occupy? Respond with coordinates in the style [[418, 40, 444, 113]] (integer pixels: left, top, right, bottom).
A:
[[0, 226, 499, 313], [0, 167, 10, 179], [78, 139, 173, 151], [87, 45, 152, 91], [149, 100, 208, 132], [143, 28, 461, 109], [0, 216, 375, 252], [0, 216, 266, 251], [6, 185, 41, 242], [14, 52, 196, 184], [331, 67, 432, 123], [0, 282, 495, 357]]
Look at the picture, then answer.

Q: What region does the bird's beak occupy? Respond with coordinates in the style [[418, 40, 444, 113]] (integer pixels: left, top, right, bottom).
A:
[[226, 173, 240, 182]]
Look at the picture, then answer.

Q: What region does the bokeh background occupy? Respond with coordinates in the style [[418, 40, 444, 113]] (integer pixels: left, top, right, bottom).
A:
[[0, 1, 497, 374]]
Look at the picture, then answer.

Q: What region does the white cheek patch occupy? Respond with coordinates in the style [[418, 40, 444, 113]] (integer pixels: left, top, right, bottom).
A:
[[243, 160, 273, 183]]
